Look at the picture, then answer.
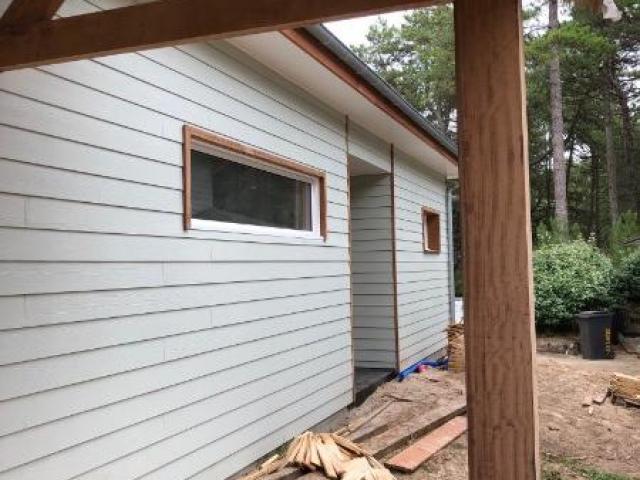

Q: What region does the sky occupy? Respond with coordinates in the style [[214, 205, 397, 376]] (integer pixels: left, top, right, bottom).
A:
[[325, 1, 548, 48], [325, 11, 410, 48]]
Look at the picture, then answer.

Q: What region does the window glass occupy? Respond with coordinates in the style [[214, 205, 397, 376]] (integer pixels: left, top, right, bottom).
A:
[[190, 149, 313, 231]]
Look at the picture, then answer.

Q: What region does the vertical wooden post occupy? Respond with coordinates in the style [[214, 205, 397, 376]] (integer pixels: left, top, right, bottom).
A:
[[454, 1, 540, 479]]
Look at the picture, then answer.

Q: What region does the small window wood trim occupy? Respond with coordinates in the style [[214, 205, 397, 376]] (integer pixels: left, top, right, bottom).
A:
[[422, 207, 441, 253], [183, 125, 327, 239]]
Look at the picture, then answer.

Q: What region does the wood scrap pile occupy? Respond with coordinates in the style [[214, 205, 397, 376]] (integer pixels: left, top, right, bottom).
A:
[[447, 323, 465, 372], [609, 372, 640, 406], [241, 432, 396, 480]]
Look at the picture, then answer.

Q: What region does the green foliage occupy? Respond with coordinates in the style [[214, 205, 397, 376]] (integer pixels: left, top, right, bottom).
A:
[[609, 211, 640, 265], [536, 218, 584, 246], [352, 6, 456, 135], [352, 2, 640, 256], [610, 249, 640, 308], [544, 453, 639, 480], [534, 240, 613, 328]]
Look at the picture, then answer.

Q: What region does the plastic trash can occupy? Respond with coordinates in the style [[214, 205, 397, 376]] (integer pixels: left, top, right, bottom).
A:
[[577, 311, 614, 359]]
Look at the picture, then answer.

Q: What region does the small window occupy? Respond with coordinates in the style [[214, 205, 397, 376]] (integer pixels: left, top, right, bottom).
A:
[[183, 126, 326, 238], [422, 208, 441, 253]]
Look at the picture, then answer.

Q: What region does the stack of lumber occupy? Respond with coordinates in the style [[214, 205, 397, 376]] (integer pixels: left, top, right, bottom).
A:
[[241, 432, 396, 480], [609, 373, 640, 406], [447, 324, 465, 373]]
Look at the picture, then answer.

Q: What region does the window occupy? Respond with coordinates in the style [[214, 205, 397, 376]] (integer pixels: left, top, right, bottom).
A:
[[422, 208, 441, 253], [183, 126, 326, 238]]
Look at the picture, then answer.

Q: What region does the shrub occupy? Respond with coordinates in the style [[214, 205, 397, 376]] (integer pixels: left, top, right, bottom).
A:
[[610, 249, 640, 308], [534, 240, 613, 329]]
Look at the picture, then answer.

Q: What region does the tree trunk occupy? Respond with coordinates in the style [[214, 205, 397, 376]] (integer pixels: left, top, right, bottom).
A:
[[604, 95, 619, 225], [612, 75, 637, 213], [548, 0, 568, 226], [590, 152, 599, 238]]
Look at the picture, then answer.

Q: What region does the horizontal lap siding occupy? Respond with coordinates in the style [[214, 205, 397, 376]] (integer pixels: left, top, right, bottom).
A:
[[347, 123, 391, 173], [393, 150, 450, 371], [0, 1, 352, 478], [349, 175, 396, 369]]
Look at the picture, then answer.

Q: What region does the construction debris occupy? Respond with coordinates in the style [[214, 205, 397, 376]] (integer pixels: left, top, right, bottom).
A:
[[384, 416, 468, 473], [366, 401, 467, 460], [447, 324, 465, 373], [592, 390, 609, 405], [242, 455, 284, 480], [609, 372, 640, 406], [241, 432, 396, 480], [334, 401, 394, 438]]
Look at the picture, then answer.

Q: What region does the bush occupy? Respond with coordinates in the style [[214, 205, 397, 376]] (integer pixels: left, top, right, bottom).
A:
[[610, 249, 640, 308], [534, 240, 613, 329]]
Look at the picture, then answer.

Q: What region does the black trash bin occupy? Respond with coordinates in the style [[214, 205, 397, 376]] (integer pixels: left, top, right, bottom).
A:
[[577, 311, 614, 360]]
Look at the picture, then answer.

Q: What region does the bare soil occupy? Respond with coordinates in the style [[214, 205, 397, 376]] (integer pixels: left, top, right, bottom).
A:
[[347, 348, 640, 480]]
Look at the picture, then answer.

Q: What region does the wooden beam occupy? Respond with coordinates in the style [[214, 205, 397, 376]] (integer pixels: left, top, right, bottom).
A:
[[0, 0, 64, 29], [454, 0, 540, 479], [0, 0, 447, 71]]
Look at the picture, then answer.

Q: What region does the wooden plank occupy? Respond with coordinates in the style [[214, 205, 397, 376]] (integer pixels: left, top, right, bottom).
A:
[[390, 147, 402, 372], [454, 0, 540, 479], [363, 401, 466, 459], [0, 0, 447, 71], [385, 416, 467, 472], [0, 0, 64, 28]]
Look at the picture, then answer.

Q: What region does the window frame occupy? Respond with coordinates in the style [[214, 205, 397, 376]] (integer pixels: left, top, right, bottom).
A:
[[183, 125, 327, 239], [422, 207, 441, 253]]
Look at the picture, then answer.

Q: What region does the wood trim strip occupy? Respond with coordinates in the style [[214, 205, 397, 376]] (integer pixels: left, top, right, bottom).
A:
[[182, 124, 327, 238], [182, 124, 193, 231], [280, 28, 457, 167], [390, 144, 401, 373], [345, 115, 357, 404], [421, 206, 441, 254]]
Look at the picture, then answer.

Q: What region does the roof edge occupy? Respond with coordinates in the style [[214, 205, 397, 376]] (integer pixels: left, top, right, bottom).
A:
[[282, 25, 458, 164]]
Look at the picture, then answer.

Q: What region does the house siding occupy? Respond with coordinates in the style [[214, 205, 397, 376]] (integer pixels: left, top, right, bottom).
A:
[[393, 150, 451, 371], [349, 174, 396, 369], [0, 2, 352, 479], [347, 122, 392, 174]]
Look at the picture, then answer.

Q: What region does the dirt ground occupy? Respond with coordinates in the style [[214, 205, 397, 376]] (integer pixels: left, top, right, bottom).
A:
[[348, 348, 640, 480]]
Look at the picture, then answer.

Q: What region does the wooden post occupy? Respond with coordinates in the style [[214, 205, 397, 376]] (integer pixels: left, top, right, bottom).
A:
[[454, 1, 540, 479]]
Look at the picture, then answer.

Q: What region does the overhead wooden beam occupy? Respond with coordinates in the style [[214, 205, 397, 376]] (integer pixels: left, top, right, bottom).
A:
[[454, 0, 540, 479], [0, 0, 447, 71], [0, 0, 64, 29]]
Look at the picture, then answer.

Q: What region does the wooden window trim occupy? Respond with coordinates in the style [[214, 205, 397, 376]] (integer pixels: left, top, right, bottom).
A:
[[182, 124, 327, 239], [422, 207, 441, 254]]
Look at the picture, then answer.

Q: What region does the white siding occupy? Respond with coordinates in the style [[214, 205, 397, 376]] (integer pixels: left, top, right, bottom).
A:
[[393, 150, 451, 371], [0, 2, 353, 479], [347, 123, 392, 174], [349, 175, 396, 369]]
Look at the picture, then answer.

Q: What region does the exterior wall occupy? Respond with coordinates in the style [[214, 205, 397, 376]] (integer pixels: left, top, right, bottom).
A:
[[349, 174, 396, 369], [0, 2, 353, 479], [347, 122, 392, 174], [393, 150, 451, 371]]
